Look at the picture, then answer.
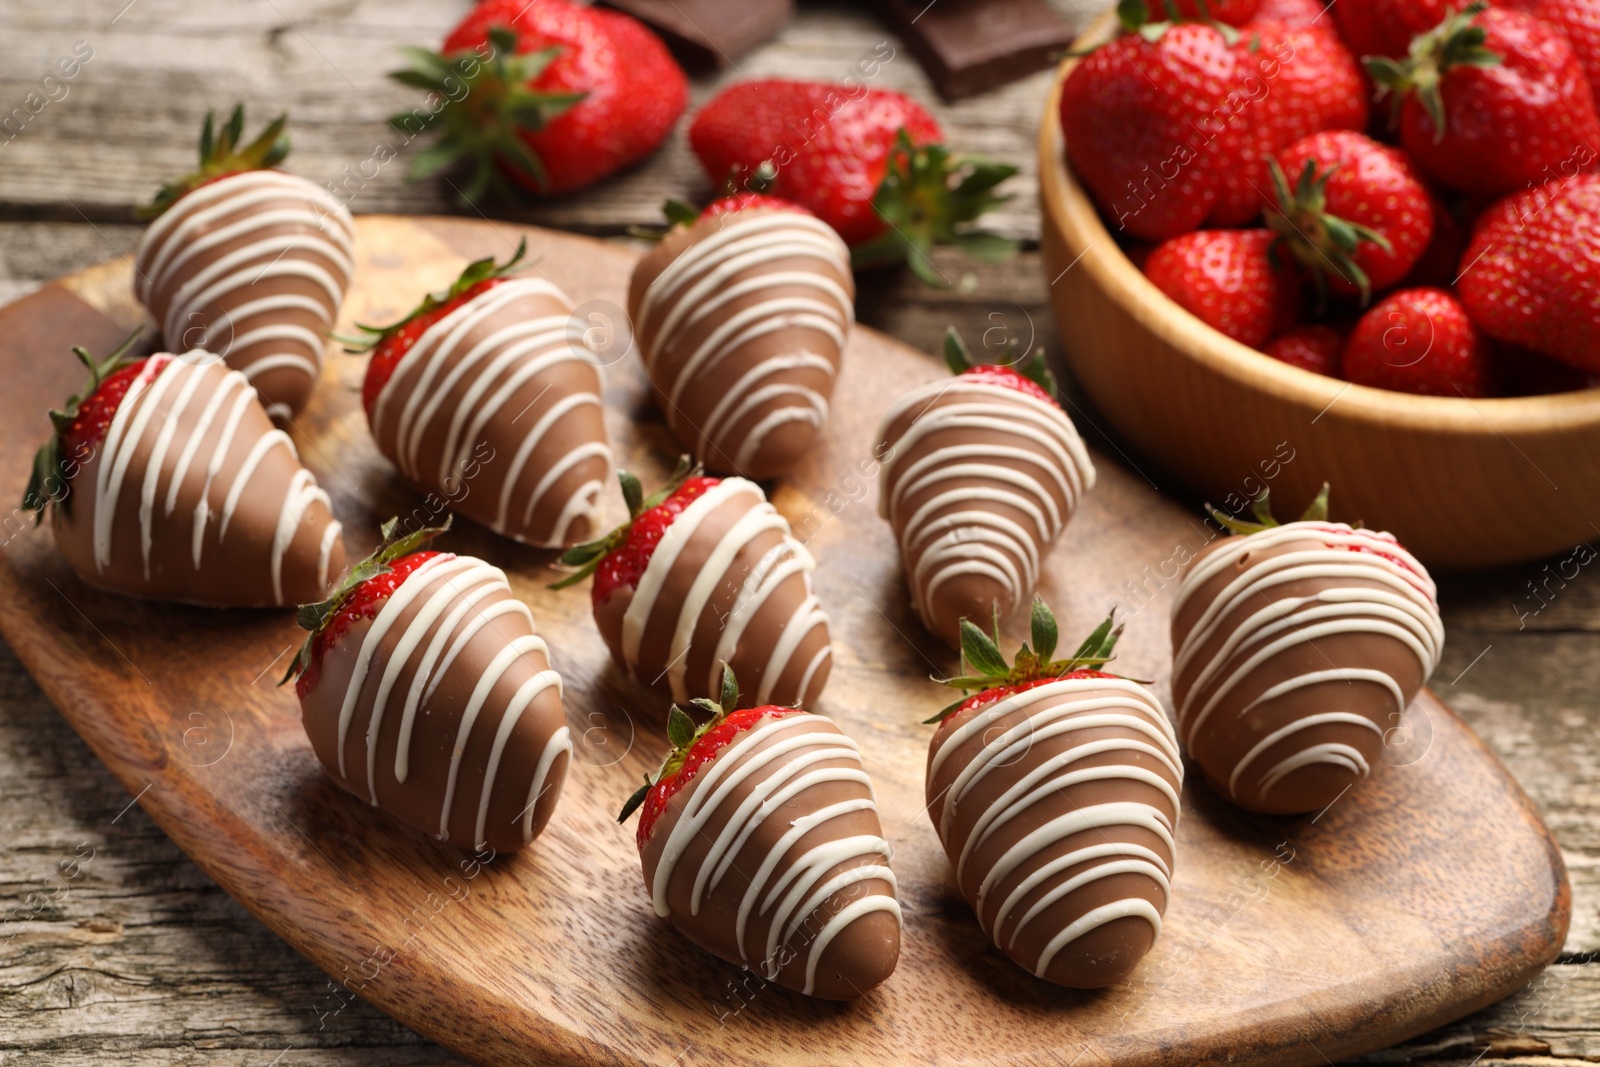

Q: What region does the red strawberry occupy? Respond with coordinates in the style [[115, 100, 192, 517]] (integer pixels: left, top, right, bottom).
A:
[[1506, 0, 1600, 96], [392, 0, 687, 200], [22, 334, 153, 517], [1266, 131, 1433, 302], [1061, 20, 1245, 241], [1265, 324, 1344, 375], [1343, 287, 1493, 396], [1249, 0, 1331, 26], [942, 326, 1057, 405], [1141, 0, 1262, 22], [1457, 173, 1600, 372], [1333, 0, 1463, 59], [1370, 7, 1600, 197], [688, 80, 1017, 282], [351, 243, 529, 413], [660, 192, 809, 228], [1397, 195, 1467, 289], [1205, 20, 1369, 228], [1144, 229, 1304, 348]]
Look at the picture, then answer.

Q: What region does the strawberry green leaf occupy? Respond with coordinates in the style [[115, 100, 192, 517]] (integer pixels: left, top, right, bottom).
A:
[[548, 457, 700, 590], [719, 665, 739, 714], [958, 619, 1009, 678], [139, 105, 290, 220], [1208, 482, 1333, 536], [342, 239, 530, 355], [23, 330, 145, 523], [617, 774, 652, 823], [944, 327, 972, 375], [1030, 597, 1059, 665], [667, 705, 698, 748], [1300, 482, 1331, 522]]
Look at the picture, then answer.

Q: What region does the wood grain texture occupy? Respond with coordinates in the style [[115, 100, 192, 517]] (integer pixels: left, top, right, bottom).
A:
[[0, 216, 1570, 1066], [1037, 32, 1600, 574]]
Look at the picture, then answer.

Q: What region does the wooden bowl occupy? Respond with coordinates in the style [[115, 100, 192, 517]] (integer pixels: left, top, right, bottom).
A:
[[1037, 42, 1600, 571]]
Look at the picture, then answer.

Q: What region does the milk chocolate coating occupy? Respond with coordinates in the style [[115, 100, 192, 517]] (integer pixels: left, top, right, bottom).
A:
[[628, 208, 854, 480], [367, 277, 611, 549], [299, 553, 571, 852], [134, 170, 355, 420], [595, 478, 831, 708], [876, 376, 1095, 648], [51, 350, 344, 608], [640, 710, 900, 998], [925, 677, 1182, 988], [1170, 522, 1444, 815]]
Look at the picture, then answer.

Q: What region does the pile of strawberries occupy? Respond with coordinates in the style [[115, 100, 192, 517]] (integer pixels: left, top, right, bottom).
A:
[[1062, 0, 1600, 397]]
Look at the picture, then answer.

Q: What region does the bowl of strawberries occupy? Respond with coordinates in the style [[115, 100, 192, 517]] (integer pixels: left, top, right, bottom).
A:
[[1040, 0, 1600, 570]]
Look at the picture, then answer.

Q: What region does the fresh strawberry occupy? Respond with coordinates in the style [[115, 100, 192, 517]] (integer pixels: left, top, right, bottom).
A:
[[1333, 0, 1464, 59], [1141, 0, 1262, 22], [687, 79, 1016, 283], [1061, 19, 1245, 241], [1503, 0, 1600, 96], [1369, 6, 1600, 197], [1397, 196, 1467, 289], [392, 0, 687, 201], [1266, 131, 1433, 303], [1205, 20, 1369, 228], [137, 105, 287, 220], [1249, 0, 1330, 26], [1457, 174, 1600, 372], [1144, 229, 1304, 349], [281, 519, 451, 698], [1265, 324, 1344, 375], [22, 333, 151, 520], [926, 599, 1121, 725], [347, 241, 529, 413], [942, 326, 1056, 405], [1343, 287, 1494, 396], [551, 459, 717, 606]]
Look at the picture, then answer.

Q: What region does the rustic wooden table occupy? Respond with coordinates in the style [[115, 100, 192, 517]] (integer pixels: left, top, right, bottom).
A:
[[0, 1, 1595, 1064]]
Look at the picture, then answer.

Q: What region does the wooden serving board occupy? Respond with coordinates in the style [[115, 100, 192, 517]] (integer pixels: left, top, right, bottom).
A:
[[0, 216, 1569, 1067]]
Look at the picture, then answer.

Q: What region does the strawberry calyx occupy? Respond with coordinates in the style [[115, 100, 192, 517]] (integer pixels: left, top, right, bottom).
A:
[[139, 105, 290, 220], [1266, 158, 1393, 307], [22, 330, 146, 523], [1206, 482, 1331, 535], [618, 667, 801, 847], [548, 456, 702, 595], [1068, 0, 1241, 53], [280, 515, 453, 693], [848, 129, 1020, 287], [943, 325, 1056, 402], [925, 598, 1126, 724], [346, 239, 530, 410], [389, 26, 586, 205], [1366, 2, 1501, 141]]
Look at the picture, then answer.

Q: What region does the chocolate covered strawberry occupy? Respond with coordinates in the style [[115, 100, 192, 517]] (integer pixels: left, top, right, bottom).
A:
[[1172, 487, 1443, 814], [925, 601, 1183, 989], [617, 668, 900, 999], [134, 105, 355, 420], [283, 517, 571, 852], [630, 195, 853, 480], [554, 461, 832, 708], [1266, 131, 1433, 303], [1344, 287, 1494, 396], [875, 329, 1095, 648], [1144, 230, 1304, 349], [392, 0, 687, 200], [687, 79, 1017, 283], [350, 240, 612, 549], [23, 336, 344, 607], [1457, 173, 1600, 372], [1369, 5, 1600, 196]]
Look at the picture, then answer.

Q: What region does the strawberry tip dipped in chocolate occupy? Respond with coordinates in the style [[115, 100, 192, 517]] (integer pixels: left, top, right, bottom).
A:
[[134, 105, 356, 421], [618, 666, 901, 999], [1171, 486, 1444, 815], [875, 327, 1095, 649], [688, 81, 1019, 285], [23, 335, 345, 608], [390, 2, 687, 203], [925, 600, 1183, 989], [282, 516, 572, 852], [348, 239, 612, 550], [553, 458, 832, 709], [628, 193, 854, 480]]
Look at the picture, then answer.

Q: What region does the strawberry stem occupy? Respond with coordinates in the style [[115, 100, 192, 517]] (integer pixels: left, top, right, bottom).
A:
[[1367, 2, 1500, 141], [139, 105, 290, 220], [943, 325, 1057, 394]]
